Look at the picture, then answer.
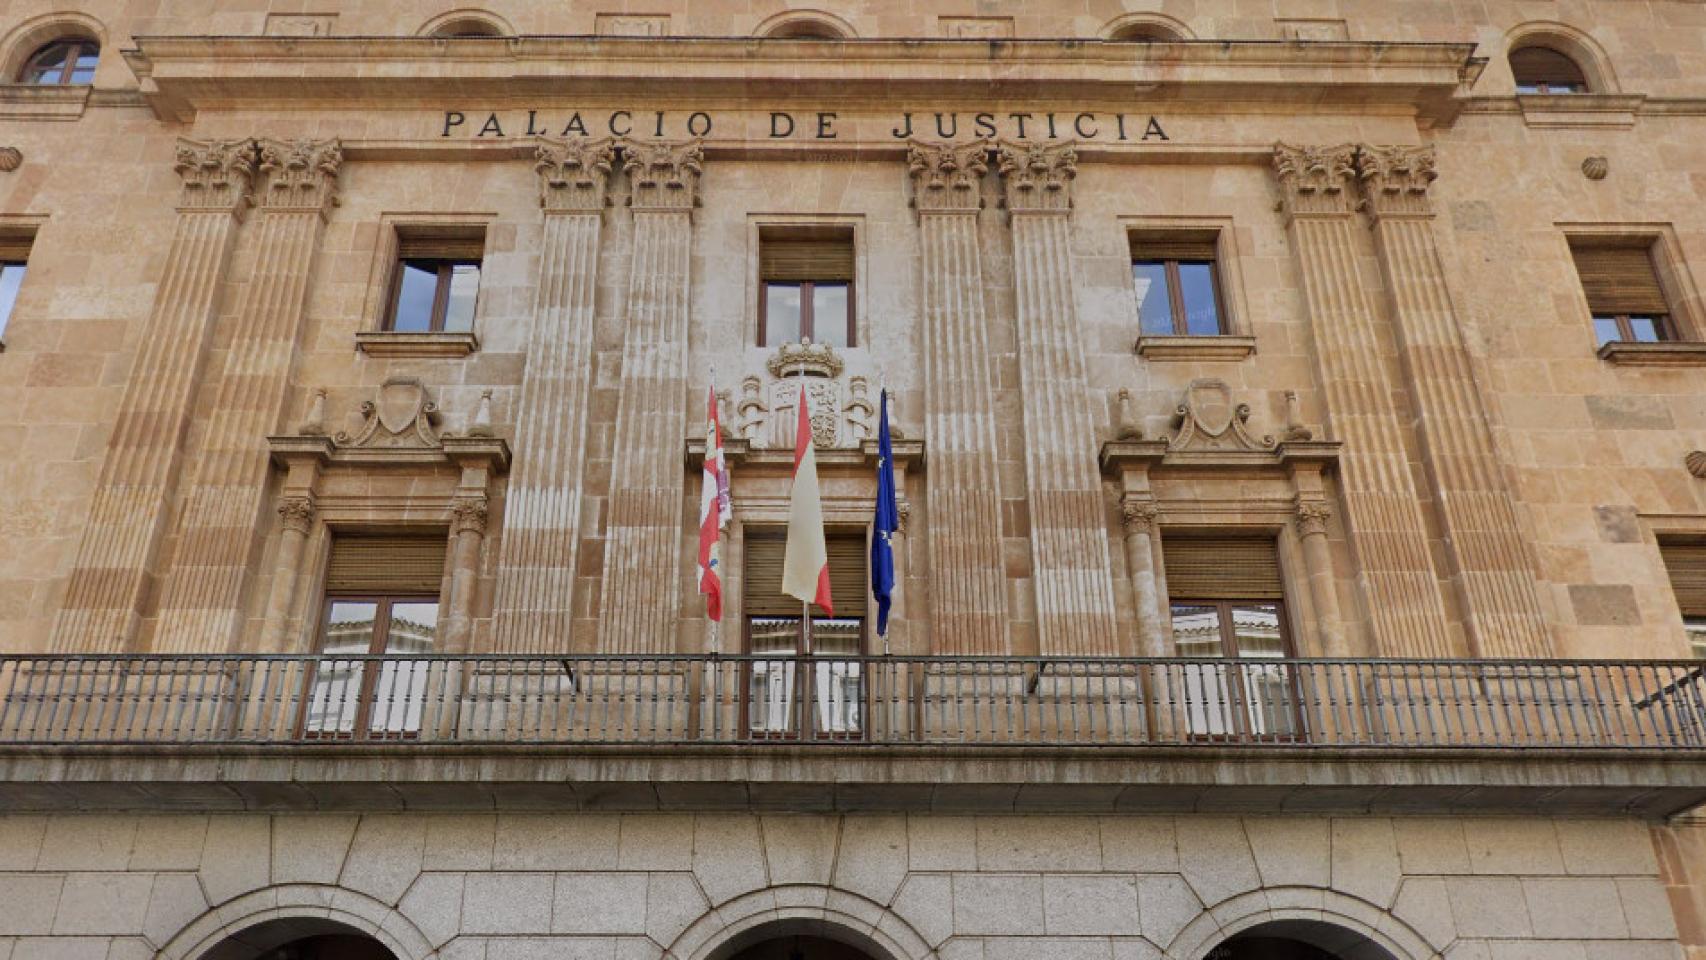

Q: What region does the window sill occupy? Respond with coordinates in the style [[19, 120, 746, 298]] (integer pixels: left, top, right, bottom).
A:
[[1597, 340, 1706, 367], [355, 330, 479, 359], [1134, 334, 1256, 362], [0, 84, 92, 122], [1517, 93, 1644, 130]]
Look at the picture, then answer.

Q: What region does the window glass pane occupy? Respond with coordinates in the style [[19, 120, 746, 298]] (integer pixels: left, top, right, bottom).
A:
[[1687, 617, 1706, 661], [1228, 603, 1285, 659], [764, 282, 802, 345], [0, 264, 26, 339], [309, 601, 379, 735], [748, 617, 800, 734], [69, 49, 98, 84], [811, 282, 851, 347], [442, 263, 480, 332], [1627, 316, 1663, 342], [1514, 82, 1545, 94], [1177, 261, 1222, 336], [371, 600, 439, 736], [1133, 261, 1173, 336], [24, 45, 68, 84], [1170, 603, 1225, 658], [810, 627, 862, 736], [1171, 603, 1233, 736], [391, 261, 439, 332], [1592, 317, 1622, 346]]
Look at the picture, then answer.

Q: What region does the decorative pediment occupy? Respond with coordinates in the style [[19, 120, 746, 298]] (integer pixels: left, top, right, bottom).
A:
[[336, 377, 443, 449], [271, 380, 508, 473], [1170, 378, 1275, 452]]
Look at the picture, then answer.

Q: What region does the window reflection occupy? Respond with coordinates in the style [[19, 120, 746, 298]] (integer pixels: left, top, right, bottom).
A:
[[306, 597, 439, 739]]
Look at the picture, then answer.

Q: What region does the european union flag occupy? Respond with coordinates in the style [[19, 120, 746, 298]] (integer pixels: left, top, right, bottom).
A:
[[871, 388, 899, 637]]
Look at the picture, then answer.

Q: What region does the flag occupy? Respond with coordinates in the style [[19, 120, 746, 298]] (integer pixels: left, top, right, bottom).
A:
[[870, 388, 898, 637], [782, 384, 833, 616], [697, 383, 731, 621]]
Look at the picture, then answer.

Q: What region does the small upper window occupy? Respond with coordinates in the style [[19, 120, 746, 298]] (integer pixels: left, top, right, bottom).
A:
[[1511, 46, 1590, 94], [386, 228, 485, 334], [431, 18, 503, 37], [18, 38, 99, 86], [1569, 239, 1679, 346], [1132, 233, 1225, 337], [759, 228, 855, 348]]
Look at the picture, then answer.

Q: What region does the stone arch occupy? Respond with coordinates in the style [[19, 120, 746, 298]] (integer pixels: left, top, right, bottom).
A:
[[0, 10, 107, 83], [156, 884, 436, 960], [669, 885, 934, 960], [1099, 12, 1195, 41], [417, 8, 514, 37], [754, 10, 858, 40], [1166, 887, 1443, 960], [1503, 21, 1619, 94]]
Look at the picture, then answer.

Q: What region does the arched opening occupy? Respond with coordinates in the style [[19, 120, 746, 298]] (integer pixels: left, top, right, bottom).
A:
[[1100, 13, 1195, 42], [1207, 919, 1402, 960], [728, 936, 878, 960], [1510, 44, 1590, 93], [1110, 23, 1184, 41], [765, 21, 846, 39], [706, 920, 893, 960], [432, 19, 502, 37], [18, 36, 98, 84], [754, 11, 857, 40], [194, 918, 399, 960], [417, 10, 514, 38]]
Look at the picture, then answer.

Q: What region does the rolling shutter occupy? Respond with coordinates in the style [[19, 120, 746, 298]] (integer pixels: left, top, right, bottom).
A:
[[396, 227, 486, 262], [1661, 542, 1706, 616], [1510, 46, 1589, 89], [744, 531, 867, 618], [760, 235, 855, 282], [1163, 537, 1283, 601], [325, 535, 448, 595], [1130, 233, 1218, 263], [0, 234, 32, 263], [1571, 244, 1669, 315]]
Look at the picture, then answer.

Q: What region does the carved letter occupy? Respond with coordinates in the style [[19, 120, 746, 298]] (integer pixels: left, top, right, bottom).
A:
[[770, 112, 795, 138], [816, 112, 837, 138], [477, 113, 505, 137], [891, 113, 914, 139], [442, 111, 465, 137]]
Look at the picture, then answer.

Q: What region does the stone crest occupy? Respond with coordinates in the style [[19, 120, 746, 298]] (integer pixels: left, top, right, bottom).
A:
[[336, 377, 443, 449], [733, 340, 881, 449], [1170, 378, 1275, 451]]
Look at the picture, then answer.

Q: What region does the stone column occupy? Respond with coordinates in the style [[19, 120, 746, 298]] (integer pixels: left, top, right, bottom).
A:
[[1118, 498, 1167, 658], [490, 139, 617, 653], [50, 139, 256, 652], [155, 139, 342, 653], [595, 140, 703, 654], [995, 142, 1122, 657], [443, 496, 489, 653], [258, 495, 316, 653], [1294, 499, 1348, 657], [1272, 144, 1455, 658], [907, 141, 1009, 655], [1356, 144, 1551, 658]]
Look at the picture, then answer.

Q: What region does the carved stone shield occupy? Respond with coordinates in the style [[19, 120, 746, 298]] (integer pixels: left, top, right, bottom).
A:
[[1184, 379, 1234, 438], [377, 379, 426, 436]]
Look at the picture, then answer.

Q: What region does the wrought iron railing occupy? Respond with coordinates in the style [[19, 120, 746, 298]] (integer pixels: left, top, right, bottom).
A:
[[0, 654, 1701, 749]]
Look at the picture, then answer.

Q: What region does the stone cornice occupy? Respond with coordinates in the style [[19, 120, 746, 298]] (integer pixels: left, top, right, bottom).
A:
[[123, 36, 1480, 125]]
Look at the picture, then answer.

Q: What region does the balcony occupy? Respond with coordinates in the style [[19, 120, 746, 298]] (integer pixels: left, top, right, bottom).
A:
[[1, 654, 1703, 816]]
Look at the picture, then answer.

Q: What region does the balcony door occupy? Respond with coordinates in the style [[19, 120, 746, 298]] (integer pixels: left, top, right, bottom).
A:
[[743, 529, 868, 740]]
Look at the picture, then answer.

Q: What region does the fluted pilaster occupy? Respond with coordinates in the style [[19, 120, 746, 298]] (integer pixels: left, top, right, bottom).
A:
[[908, 140, 1008, 655], [1357, 144, 1550, 658], [997, 142, 1120, 656], [491, 138, 618, 653], [155, 138, 342, 653], [1273, 143, 1455, 658], [596, 140, 703, 653], [51, 139, 257, 652]]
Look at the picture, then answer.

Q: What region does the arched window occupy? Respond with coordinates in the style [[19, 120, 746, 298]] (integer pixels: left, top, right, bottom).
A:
[[431, 18, 502, 37], [1110, 23, 1183, 41], [18, 37, 98, 85], [765, 20, 847, 39], [1511, 45, 1590, 93]]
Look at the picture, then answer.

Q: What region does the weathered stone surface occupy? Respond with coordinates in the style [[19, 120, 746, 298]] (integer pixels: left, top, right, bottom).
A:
[[953, 874, 1045, 936], [271, 814, 359, 885], [761, 815, 839, 886], [494, 814, 620, 871], [36, 817, 136, 872], [0, 873, 64, 935], [1447, 877, 1534, 938], [1568, 584, 1643, 627], [1175, 818, 1260, 906], [340, 815, 427, 905], [462, 873, 554, 935], [552, 873, 647, 934], [1245, 817, 1330, 889], [1042, 873, 1141, 936], [197, 816, 271, 905], [833, 815, 910, 905], [976, 816, 1102, 872], [691, 814, 768, 906]]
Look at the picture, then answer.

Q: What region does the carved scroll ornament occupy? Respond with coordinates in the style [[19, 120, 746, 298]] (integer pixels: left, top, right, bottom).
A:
[[336, 377, 443, 449], [1170, 378, 1275, 452], [908, 139, 990, 211]]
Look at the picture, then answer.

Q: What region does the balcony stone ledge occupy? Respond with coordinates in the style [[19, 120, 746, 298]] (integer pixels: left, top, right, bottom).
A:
[[1, 744, 1703, 818]]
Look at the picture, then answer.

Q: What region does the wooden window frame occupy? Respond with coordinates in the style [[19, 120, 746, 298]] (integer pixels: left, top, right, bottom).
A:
[[0, 259, 28, 339], [1167, 596, 1304, 743], [1593, 313, 1677, 344], [1132, 257, 1226, 337], [758, 278, 857, 348], [1168, 597, 1297, 659], [299, 592, 440, 741], [1510, 46, 1590, 95], [18, 38, 99, 86], [384, 257, 480, 333]]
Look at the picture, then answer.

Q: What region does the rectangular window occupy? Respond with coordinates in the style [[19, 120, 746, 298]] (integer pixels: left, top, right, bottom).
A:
[[1163, 535, 1300, 740], [1659, 541, 1706, 660], [742, 529, 867, 739], [386, 228, 484, 333], [1570, 240, 1677, 346], [305, 534, 446, 740], [1131, 233, 1224, 337], [759, 228, 855, 347], [0, 233, 33, 342]]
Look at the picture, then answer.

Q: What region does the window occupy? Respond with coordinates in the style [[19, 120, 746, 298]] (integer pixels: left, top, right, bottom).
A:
[[1109, 24, 1183, 41], [1569, 240, 1678, 346], [1132, 234, 1224, 337], [765, 21, 846, 39], [18, 38, 99, 86], [1164, 536, 1301, 740], [0, 233, 31, 342], [1660, 542, 1706, 660], [1511, 46, 1590, 94], [758, 228, 855, 347], [431, 18, 504, 37], [385, 228, 484, 333], [743, 530, 867, 739], [305, 535, 446, 740]]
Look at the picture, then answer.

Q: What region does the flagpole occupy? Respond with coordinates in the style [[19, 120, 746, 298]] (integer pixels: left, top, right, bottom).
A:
[[798, 351, 812, 658], [709, 363, 719, 658]]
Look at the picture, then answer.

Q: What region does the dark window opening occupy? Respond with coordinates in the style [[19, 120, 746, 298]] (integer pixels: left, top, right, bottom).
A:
[[1511, 45, 1590, 94]]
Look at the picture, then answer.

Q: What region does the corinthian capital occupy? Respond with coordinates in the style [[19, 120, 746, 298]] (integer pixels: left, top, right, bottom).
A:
[[452, 496, 490, 536], [257, 138, 343, 215], [1120, 498, 1159, 533], [277, 495, 316, 534], [1355, 144, 1438, 219], [621, 139, 703, 212], [907, 140, 989, 212], [536, 137, 617, 212], [174, 138, 258, 214], [1295, 499, 1333, 537], [996, 141, 1076, 213], [1272, 143, 1358, 217]]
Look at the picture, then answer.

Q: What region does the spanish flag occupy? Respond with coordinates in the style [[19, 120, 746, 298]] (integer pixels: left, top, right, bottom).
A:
[[782, 385, 833, 616]]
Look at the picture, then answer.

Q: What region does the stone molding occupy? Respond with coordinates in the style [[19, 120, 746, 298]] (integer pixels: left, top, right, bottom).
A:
[[1597, 340, 1706, 367], [255, 137, 342, 214], [907, 139, 989, 212], [157, 884, 436, 960], [276, 495, 316, 534], [535, 136, 617, 212], [996, 140, 1076, 213], [354, 330, 480, 358], [173, 137, 257, 213], [621, 138, 704, 211], [1273, 142, 1358, 217], [1134, 334, 1257, 362], [1355, 143, 1437, 218]]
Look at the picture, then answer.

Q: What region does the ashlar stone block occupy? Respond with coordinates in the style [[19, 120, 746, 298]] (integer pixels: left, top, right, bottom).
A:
[[617, 814, 693, 871], [397, 872, 464, 947], [1100, 818, 1178, 873], [493, 815, 619, 871], [126, 816, 208, 872], [908, 815, 978, 872], [1042, 874, 1141, 936], [644, 872, 708, 946], [198, 816, 271, 906], [36, 817, 137, 872], [691, 814, 768, 906], [0, 873, 64, 935], [1244, 817, 1330, 888], [1175, 818, 1260, 906], [953, 874, 1045, 937], [141, 872, 209, 947], [0, 817, 47, 870], [271, 814, 359, 885], [551, 873, 647, 935], [1331, 818, 1402, 908], [422, 814, 496, 871], [462, 873, 554, 935], [340, 815, 427, 905], [1522, 877, 1629, 939], [1137, 874, 1201, 947], [1463, 820, 1564, 876], [892, 874, 954, 947], [760, 815, 839, 886], [832, 815, 909, 906], [1447, 877, 1534, 938], [976, 816, 1102, 872], [52, 873, 153, 935]]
